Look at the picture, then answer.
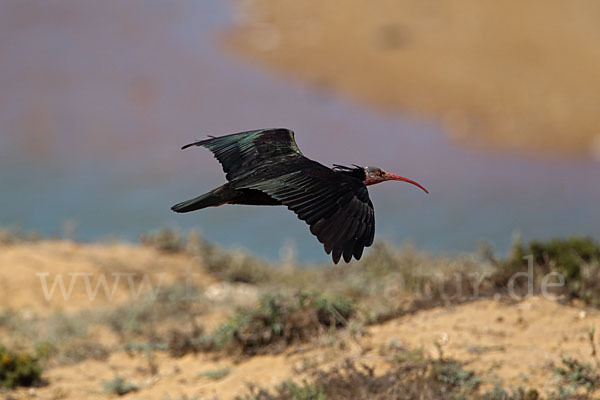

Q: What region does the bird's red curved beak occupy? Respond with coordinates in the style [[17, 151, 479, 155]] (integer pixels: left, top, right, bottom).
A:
[[385, 173, 429, 194]]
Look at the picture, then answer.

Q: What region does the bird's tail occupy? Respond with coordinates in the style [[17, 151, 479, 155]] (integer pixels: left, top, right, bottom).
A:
[[171, 187, 231, 213]]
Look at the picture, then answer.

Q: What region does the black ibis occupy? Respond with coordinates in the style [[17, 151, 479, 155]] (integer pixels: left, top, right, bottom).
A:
[[171, 128, 428, 263]]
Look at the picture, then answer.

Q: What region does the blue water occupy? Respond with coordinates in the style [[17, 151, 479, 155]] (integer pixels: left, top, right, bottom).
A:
[[1, 0, 599, 262]]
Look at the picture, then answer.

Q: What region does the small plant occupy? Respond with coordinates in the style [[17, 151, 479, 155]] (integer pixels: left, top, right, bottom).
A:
[[284, 381, 326, 400], [0, 228, 41, 245], [554, 357, 600, 392], [202, 245, 272, 284], [308, 292, 354, 327], [1, 309, 112, 366], [385, 343, 426, 364], [102, 375, 139, 396], [207, 292, 356, 356], [430, 359, 481, 390], [239, 380, 325, 400], [60, 339, 110, 364], [293, 356, 320, 374], [0, 345, 42, 388], [589, 328, 597, 357], [33, 341, 55, 361], [198, 367, 231, 381], [103, 283, 206, 348], [139, 228, 188, 253], [482, 385, 539, 400]]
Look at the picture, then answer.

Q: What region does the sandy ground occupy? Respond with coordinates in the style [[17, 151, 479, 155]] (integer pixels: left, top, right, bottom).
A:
[[226, 0, 600, 159], [3, 241, 600, 399], [0, 240, 216, 312]]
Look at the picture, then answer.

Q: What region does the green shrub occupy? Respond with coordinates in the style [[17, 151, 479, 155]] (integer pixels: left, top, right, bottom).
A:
[[139, 228, 189, 253], [198, 367, 231, 381], [207, 292, 356, 356], [517, 237, 600, 281], [0, 345, 42, 388], [482, 386, 539, 400], [284, 381, 326, 400], [504, 237, 600, 304], [102, 375, 138, 396], [429, 359, 480, 390], [240, 380, 325, 400], [554, 357, 600, 391]]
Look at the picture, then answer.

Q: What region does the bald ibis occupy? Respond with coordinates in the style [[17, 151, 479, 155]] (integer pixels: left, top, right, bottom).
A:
[[171, 128, 428, 263]]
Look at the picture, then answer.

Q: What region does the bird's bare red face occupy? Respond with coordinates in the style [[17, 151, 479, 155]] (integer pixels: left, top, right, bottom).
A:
[[364, 167, 429, 193]]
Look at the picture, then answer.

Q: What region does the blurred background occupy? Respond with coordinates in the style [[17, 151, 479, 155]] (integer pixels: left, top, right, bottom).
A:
[[1, 0, 599, 263]]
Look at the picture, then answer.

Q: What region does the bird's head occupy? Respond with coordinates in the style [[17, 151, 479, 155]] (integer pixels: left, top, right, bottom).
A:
[[363, 166, 429, 193]]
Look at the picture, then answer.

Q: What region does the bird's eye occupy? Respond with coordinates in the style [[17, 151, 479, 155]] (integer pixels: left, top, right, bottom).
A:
[[375, 170, 382, 176]]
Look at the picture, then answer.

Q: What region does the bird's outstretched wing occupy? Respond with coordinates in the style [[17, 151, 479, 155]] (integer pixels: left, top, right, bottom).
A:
[[182, 128, 303, 181], [181, 128, 374, 263], [242, 169, 375, 264]]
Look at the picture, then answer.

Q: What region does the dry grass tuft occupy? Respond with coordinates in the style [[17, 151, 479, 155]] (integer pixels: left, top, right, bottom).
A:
[[237, 347, 540, 400]]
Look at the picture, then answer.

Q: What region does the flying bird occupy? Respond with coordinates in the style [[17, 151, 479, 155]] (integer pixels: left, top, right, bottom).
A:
[[171, 128, 428, 264]]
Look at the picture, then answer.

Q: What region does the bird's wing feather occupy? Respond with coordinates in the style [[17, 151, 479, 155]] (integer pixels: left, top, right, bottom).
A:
[[241, 168, 375, 264], [182, 128, 303, 181]]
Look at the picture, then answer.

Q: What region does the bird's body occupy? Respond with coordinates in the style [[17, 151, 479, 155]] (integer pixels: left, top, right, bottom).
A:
[[171, 128, 427, 263]]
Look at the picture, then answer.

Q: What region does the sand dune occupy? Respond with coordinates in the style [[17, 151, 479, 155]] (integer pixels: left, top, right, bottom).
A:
[[3, 240, 600, 398]]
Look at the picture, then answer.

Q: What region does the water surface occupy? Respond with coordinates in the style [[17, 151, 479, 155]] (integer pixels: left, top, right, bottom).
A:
[[1, 0, 598, 262]]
